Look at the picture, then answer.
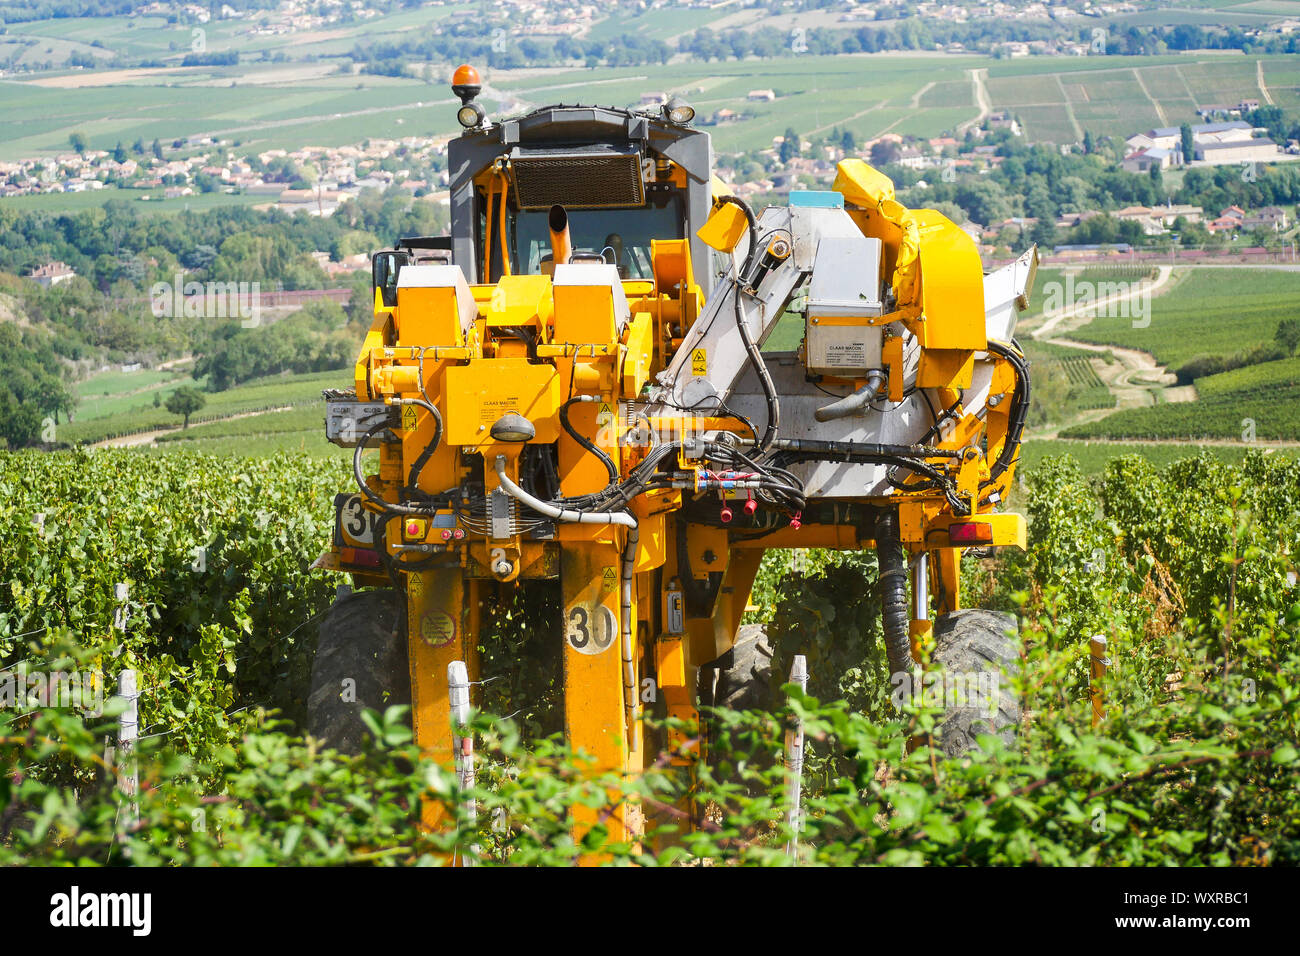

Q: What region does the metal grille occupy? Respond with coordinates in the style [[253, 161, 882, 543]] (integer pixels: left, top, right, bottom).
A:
[[510, 147, 644, 210]]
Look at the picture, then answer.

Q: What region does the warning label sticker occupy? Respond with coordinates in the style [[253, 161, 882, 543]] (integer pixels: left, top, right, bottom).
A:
[[601, 567, 617, 592], [691, 348, 707, 376], [402, 403, 418, 432], [420, 609, 456, 647]]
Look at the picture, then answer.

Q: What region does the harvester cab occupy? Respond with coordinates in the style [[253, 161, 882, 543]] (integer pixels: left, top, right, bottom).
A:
[[313, 63, 1038, 842]]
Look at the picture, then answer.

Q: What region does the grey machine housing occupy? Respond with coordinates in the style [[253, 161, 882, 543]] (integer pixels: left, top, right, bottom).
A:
[[447, 104, 718, 297]]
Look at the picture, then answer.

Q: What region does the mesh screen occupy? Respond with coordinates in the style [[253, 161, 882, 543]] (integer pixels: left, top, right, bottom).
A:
[[511, 150, 644, 209]]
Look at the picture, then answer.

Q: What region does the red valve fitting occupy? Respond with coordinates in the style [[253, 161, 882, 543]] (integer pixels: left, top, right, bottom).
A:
[[720, 505, 733, 523], [743, 494, 757, 516], [789, 511, 802, 531]]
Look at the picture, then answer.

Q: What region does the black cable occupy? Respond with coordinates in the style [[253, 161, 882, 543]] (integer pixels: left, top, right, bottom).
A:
[[983, 339, 1031, 487], [353, 419, 436, 517], [733, 276, 781, 454], [559, 395, 618, 483], [713, 194, 781, 456], [404, 400, 444, 496]]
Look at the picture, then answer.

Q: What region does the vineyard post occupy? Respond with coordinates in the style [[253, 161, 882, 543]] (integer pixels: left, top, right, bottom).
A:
[[112, 581, 129, 649], [784, 654, 808, 861], [448, 660, 477, 866], [1089, 635, 1109, 727], [118, 668, 140, 829]]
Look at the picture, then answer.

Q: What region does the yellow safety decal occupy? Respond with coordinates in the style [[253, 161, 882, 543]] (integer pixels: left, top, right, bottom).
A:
[[420, 609, 456, 647], [601, 567, 617, 592], [402, 403, 418, 432], [691, 348, 707, 376]]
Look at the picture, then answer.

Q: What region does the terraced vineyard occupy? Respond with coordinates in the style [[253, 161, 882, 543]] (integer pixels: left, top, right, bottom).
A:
[[60, 369, 351, 446], [1054, 355, 1116, 411], [1062, 382, 1300, 441], [1065, 270, 1300, 371]]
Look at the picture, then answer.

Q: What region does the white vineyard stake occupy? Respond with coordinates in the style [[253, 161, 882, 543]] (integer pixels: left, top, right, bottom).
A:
[[448, 660, 477, 865], [784, 654, 808, 861], [112, 582, 129, 642], [117, 668, 140, 843]]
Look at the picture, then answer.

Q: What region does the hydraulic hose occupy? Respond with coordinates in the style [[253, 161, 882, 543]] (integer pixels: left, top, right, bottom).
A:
[[875, 509, 915, 698], [494, 455, 636, 528], [493, 454, 639, 740], [620, 525, 639, 743], [560, 395, 619, 483], [713, 194, 780, 454], [983, 339, 1031, 485], [814, 370, 886, 423], [399, 397, 443, 495], [353, 418, 436, 516]]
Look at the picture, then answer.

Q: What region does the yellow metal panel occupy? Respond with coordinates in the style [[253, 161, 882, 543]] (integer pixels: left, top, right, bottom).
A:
[[917, 347, 975, 389], [930, 512, 1027, 549], [396, 286, 470, 347], [407, 568, 480, 830], [651, 238, 695, 296], [883, 334, 905, 402], [686, 525, 729, 580], [553, 281, 619, 344], [696, 201, 749, 254], [912, 209, 987, 351], [442, 359, 561, 447], [561, 546, 634, 848], [655, 636, 695, 764], [482, 274, 553, 333], [622, 313, 654, 395]]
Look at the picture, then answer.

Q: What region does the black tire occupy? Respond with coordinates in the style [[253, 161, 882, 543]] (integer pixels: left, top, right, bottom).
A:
[[711, 624, 774, 712], [307, 589, 410, 753], [930, 609, 1021, 757]]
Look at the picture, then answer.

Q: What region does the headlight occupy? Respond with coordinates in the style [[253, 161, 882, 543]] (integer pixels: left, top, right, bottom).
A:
[[457, 103, 486, 128], [663, 96, 695, 125], [490, 413, 535, 443]]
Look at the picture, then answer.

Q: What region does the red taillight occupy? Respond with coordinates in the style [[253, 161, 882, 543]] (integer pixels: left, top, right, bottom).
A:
[[346, 547, 383, 568], [948, 522, 993, 545]]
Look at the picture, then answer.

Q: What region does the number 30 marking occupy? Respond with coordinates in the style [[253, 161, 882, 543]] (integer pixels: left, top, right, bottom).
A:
[[566, 604, 616, 655]]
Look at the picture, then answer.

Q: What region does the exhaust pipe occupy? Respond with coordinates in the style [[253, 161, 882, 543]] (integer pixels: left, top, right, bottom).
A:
[[549, 204, 572, 267]]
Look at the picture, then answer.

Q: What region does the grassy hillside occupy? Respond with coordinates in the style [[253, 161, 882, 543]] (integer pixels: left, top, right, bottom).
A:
[[61, 368, 350, 445], [4, 42, 1299, 162], [1066, 270, 1300, 370]]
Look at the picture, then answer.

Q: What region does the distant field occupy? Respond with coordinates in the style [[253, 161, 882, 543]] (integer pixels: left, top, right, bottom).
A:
[[156, 405, 324, 443], [1017, 438, 1276, 475], [1196, 354, 1300, 397], [983, 54, 1287, 142], [0, 188, 268, 215], [1059, 383, 1300, 440], [149, 428, 346, 457], [1066, 269, 1300, 370], [7, 36, 1300, 165], [63, 368, 350, 444], [152, 404, 346, 457], [74, 365, 185, 399]]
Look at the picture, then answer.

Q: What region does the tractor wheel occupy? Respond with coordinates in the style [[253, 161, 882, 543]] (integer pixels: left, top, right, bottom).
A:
[[307, 589, 410, 754], [929, 609, 1021, 757], [711, 623, 774, 712]]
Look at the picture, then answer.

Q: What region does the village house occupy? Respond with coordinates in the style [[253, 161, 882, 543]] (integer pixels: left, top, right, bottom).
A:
[[27, 261, 76, 287]]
